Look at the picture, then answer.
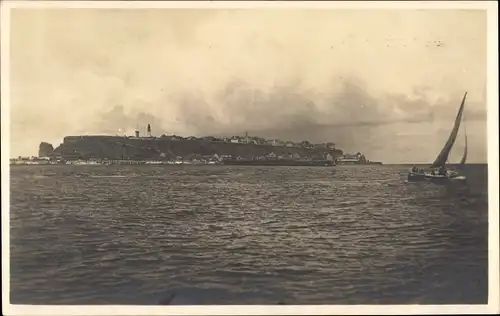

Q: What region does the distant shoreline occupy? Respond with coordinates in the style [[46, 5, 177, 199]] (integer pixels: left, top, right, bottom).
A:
[[9, 162, 487, 167]]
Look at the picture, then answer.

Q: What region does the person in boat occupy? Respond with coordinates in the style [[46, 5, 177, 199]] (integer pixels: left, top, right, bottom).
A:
[[411, 166, 418, 173], [438, 166, 447, 176]]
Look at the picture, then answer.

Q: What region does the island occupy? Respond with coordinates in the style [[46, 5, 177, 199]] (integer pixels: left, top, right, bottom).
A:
[[10, 124, 381, 166], [11, 127, 345, 166]]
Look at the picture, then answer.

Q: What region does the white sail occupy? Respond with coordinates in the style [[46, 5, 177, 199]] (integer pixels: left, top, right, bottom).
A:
[[431, 92, 467, 168]]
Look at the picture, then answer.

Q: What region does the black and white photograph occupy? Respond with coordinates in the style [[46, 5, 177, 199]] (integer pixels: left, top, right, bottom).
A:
[[1, 1, 498, 315]]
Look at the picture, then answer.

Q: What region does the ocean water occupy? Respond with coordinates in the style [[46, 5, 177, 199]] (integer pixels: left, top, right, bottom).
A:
[[9, 164, 488, 305]]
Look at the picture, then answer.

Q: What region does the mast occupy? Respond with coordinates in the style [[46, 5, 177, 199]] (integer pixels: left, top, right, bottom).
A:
[[430, 92, 467, 168]]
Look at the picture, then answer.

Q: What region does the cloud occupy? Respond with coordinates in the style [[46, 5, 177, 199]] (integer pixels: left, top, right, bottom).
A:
[[8, 8, 487, 162]]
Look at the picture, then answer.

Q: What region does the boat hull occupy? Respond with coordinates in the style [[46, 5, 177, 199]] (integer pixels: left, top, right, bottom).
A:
[[407, 171, 467, 183], [426, 173, 466, 182], [407, 172, 427, 182]]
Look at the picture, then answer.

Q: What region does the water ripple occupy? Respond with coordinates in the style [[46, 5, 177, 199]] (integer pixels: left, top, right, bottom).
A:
[[9, 164, 488, 304]]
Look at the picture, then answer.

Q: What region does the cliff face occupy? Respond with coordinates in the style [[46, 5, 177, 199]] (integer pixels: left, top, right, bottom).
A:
[[38, 142, 54, 158], [50, 136, 343, 161]]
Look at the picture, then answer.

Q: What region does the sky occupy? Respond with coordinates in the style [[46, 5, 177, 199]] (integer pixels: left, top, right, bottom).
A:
[[8, 8, 488, 163]]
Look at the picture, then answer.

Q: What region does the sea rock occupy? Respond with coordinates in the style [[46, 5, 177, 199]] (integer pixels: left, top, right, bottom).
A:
[[38, 142, 54, 158]]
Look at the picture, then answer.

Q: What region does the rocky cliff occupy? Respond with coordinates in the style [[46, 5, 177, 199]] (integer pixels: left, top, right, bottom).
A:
[[45, 136, 343, 161]]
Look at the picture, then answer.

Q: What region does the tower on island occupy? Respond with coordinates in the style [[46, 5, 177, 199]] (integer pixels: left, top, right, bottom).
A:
[[135, 124, 140, 138]]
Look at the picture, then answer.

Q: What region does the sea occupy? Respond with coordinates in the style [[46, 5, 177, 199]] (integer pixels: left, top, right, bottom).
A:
[[9, 164, 488, 305]]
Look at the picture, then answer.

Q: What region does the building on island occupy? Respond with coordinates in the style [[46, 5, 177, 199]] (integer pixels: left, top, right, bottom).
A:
[[336, 152, 367, 164]]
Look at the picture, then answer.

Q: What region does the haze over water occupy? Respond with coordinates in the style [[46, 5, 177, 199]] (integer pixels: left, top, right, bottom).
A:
[[10, 164, 488, 304]]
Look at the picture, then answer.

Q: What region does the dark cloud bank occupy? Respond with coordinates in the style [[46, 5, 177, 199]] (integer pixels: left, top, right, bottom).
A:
[[94, 77, 485, 155]]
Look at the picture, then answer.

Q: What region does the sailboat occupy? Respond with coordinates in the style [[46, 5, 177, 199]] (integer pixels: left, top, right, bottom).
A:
[[408, 92, 468, 182]]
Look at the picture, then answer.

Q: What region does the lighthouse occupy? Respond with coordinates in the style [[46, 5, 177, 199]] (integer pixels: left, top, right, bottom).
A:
[[147, 124, 152, 137]]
